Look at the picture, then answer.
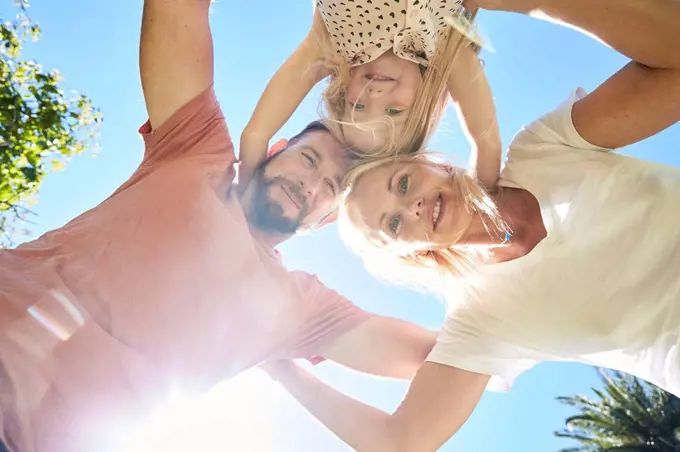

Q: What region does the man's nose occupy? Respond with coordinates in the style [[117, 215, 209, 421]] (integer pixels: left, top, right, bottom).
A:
[[300, 175, 322, 197]]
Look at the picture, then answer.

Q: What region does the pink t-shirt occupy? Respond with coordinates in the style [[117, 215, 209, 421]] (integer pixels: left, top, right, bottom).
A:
[[0, 87, 369, 452]]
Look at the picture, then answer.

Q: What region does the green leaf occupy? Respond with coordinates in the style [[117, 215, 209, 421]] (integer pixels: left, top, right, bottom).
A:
[[0, 0, 102, 247], [556, 368, 680, 452]]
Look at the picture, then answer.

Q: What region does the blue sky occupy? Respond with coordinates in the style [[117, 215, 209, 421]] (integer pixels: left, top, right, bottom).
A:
[[5, 1, 680, 451]]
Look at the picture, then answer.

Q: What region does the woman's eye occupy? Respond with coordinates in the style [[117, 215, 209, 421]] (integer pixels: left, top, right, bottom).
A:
[[326, 180, 336, 196], [389, 215, 401, 234], [353, 103, 366, 111], [398, 175, 409, 194], [386, 108, 404, 116]]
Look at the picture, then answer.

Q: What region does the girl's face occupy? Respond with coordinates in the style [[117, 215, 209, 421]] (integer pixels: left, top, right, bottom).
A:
[[343, 50, 423, 152], [345, 160, 475, 254]]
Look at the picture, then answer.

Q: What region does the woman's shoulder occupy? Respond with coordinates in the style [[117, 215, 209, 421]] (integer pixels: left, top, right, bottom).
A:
[[509, 88, 612, 156]]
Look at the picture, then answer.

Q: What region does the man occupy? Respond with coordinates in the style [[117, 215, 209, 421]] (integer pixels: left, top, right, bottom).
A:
[[0, 2, 434, 451]]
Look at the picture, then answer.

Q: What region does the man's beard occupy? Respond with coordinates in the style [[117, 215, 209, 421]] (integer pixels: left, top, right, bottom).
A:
[[247, 169, 309, 235]]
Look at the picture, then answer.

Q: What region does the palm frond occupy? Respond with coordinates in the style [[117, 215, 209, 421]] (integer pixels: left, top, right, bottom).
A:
[[555, 368, 680, 452]]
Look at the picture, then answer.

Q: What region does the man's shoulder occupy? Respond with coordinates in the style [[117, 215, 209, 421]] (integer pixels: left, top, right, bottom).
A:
[[140, 85, 235, 165], [283, 268, 346, 303], [286, 268, 323, 287]]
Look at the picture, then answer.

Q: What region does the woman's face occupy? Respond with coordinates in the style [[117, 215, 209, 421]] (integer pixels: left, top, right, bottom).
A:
[[346, 160, 475, 253], [342, 51, 423, 151]]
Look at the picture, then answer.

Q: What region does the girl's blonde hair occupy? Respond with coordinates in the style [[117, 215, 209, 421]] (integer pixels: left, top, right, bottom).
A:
[[318, 10, 479, 159], [338, 152, 508, 293]]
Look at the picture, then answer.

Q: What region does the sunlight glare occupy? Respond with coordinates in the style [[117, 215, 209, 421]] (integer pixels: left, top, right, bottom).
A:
[[124, 370, 287, 452]]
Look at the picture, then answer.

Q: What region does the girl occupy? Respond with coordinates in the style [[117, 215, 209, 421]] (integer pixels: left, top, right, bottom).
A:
[[240, 1, 502, 190]]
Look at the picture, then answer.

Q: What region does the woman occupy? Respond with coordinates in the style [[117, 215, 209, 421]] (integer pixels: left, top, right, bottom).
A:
[[263, 1, 680, 451]]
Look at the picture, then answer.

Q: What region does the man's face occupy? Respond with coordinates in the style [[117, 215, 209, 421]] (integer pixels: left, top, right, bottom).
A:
[[245, 130, 351, 234]]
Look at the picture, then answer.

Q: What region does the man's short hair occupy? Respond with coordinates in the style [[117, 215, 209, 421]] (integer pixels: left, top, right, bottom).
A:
[[285, 121, 359, 166], [287, 120, 331, 146], [264, 120, 358, 183]]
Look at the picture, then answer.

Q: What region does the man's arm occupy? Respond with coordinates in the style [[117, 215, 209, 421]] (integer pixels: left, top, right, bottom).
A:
[[318, 316, 437, 380], [469, 0, 680, 70], [140, 0, 214, 128]]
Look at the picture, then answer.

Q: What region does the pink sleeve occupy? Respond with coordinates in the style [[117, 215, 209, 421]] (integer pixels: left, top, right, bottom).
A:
[[288, 272, 372, 360], [138, 85, 236, 167]]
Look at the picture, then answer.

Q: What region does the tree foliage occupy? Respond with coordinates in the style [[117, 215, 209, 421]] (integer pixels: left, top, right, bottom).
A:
[[0, 0, 102, 246], [556, 368, 680, 452]]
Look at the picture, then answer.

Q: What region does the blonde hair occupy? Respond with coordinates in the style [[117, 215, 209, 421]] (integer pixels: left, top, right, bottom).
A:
[[318, 10, 479, 160], [338, 152, 508, 293]]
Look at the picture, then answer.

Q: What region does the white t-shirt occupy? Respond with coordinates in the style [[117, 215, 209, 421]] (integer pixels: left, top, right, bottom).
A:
[[427, 88, 680, 395]]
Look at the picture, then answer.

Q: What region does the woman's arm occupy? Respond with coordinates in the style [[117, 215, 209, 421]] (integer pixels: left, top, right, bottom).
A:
[[447, 44, 502, 189], [572, 61, 680, 150], [468, 0, 680, 70], [265, 360, 490, 452], [239, 9, 331, 185]]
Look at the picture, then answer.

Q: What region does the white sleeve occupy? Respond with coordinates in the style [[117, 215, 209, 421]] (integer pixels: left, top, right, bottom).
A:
[[426, 307, 539, 392], [509, 88, 612, 153]]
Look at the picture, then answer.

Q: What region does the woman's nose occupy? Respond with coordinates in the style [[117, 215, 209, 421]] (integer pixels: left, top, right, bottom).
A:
[[409, 198, 423, 218]]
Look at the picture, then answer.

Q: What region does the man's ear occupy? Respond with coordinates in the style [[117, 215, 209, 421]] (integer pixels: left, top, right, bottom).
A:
[[267, 138, 288, 158]]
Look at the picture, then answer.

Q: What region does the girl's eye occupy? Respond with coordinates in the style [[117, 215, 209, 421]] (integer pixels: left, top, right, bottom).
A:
[[398, 175, 409, 195], [353, 103, 366, 111], [386, 108, 404, 116], [389, 215, 401, 234]]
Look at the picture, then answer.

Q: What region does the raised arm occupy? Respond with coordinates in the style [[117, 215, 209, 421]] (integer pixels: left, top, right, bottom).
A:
[[448, 44, 502, 188], [265, 360, 489, 451], [318, 316, 437, 380], [470, 0, 680, 149], [571, 61, 680, 149], [239, 8, 331, 185], [469, 0, 680, 70], [140, 0, 214, 128]]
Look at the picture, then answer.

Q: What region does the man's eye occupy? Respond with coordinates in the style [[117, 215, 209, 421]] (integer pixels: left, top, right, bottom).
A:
[[303, 153, 315, 167], [398, 175, 409, 194], [389, 215, 401, 234]]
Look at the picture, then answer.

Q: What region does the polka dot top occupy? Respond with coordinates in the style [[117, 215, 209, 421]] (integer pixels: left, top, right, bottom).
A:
[[316, 0, 465, 67]]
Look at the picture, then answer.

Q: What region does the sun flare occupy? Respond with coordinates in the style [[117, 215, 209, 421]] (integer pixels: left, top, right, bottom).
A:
[[124, 370, 286, 452]]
